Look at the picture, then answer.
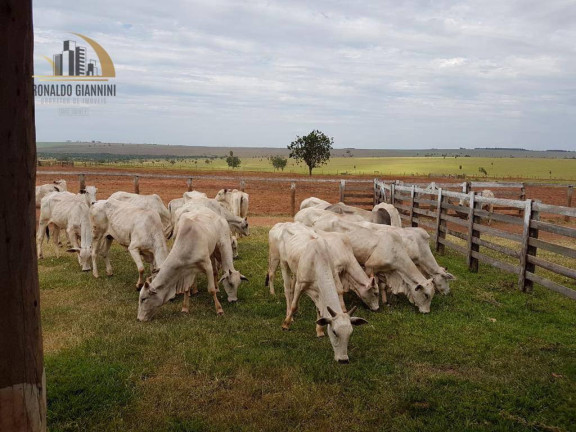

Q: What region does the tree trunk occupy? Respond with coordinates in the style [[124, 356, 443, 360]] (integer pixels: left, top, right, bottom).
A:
[[0, 1, 46, 431], [308, 166, 312, 176]]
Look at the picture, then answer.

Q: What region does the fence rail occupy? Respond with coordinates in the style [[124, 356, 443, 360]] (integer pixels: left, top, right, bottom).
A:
[[374, 180, 576, 300]]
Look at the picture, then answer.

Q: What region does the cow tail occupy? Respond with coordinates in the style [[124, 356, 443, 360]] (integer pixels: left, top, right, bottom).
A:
[[265, 273, 269, 287], [45, 226, 50, 240]]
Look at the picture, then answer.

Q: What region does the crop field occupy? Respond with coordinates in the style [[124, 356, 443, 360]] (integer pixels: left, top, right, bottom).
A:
[[42, 156, 576, 181], [39, 225, 576, 432]]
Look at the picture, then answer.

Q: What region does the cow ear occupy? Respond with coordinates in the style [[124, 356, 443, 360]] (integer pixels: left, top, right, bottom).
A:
[[326, 306, 338, 317], [66, 247, 80, 253], [444, 272, 456, 280], [350, 317, 369, 326], [240, 274, 249, 281], [415, 285, 423, 291], [79, 189, 86, 194], [218, 274, 228, 284], [347, 306, 357, 316], [316, 317, 332, 327]]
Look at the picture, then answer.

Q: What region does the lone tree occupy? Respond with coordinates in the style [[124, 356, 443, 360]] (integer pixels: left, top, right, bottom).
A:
[[226, 151, 241, 169], [288, 130, 333, 176], [478, 167, 488, 176], [270, 155, 287, 171]]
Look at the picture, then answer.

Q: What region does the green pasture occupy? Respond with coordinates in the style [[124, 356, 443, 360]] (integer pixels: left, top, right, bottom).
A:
[[39, 226, 576, 431], [91, 156, 576, 180]]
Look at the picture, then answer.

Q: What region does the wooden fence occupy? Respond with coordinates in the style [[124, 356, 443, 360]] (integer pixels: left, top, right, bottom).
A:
[[374, 180, 576, 300]]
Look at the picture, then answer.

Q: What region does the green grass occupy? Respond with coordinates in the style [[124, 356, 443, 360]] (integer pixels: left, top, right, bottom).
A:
[[40, 227, 576, 431], [75, 156, 576, 181]]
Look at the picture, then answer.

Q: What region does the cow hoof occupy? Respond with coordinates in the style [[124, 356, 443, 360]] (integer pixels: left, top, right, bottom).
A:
[[181, 309, 189, 314], [136, 284, 143, 291], [316, 332, 325, 338], [107, 272, 113, 277]]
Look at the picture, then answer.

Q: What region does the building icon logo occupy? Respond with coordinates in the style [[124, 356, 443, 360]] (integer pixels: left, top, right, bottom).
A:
[[35, 33, 115, 81]]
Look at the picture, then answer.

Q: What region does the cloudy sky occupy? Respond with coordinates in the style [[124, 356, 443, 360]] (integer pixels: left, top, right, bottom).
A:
[[33, 0, 576, 149]]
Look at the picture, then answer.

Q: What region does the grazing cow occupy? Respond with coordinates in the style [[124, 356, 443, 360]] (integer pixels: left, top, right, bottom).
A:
[[90, 199, 169, 289], [108, 191, 173, 239], [168, 197, 185, 226], [35, 179, 68, 208], [299, 197, 331, 210], [294, 206, 365, 227], [276, 225, 368, 363], [137, 207, 248, 320], [174, 196, 249, 258], [325, 202, 393, 225], [215, 189, 249, 218], [372, 203, 402, 227], [304, 212, 435, 313], [356, 222, 455, 295], [266, 222, 379, 311], [36, 192, 92, 271]]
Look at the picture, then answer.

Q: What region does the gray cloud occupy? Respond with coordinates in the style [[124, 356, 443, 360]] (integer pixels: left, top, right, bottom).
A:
[[33, 0, 576, 149]]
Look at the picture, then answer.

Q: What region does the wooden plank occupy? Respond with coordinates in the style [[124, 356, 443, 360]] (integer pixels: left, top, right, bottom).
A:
[[339, 180, 345, 202], [470, 251, 522, 275], [566, 185, 573, 222], [475, 195, 526, 209], [413, 207, 437, 218], [413, 197, 438, 206], [442, 202, 467, 213], [472, 223, 523, 243], [527, 255, 576, 280], [474, 209, 524, 226], [473, 237, 521, 258], [409, 185, 417, 227], [471, 182, 524, 188], [395, 204, 411, 212], [345, 201, 373, 206], [441, 213, 469, 227], [438, 237, 468, 255], [528, 238, 576, 260], [532, 202, 576, 218], [344, 192, 373, 198], [530, 220, 576, 238], [412, 218, 436, 230], [525, 272, 576, 300], [442, 227, 468, 241]]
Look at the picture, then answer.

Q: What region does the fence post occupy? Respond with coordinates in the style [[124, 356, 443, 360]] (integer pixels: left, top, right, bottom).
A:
[[339, 180, 345, 203], [466, 191, 479, 272], [435, 188, 445, 254], [410, 185, 418, 227], [79, 173, 86, 191], [373, 180, 378, 206], [390, 183, 395, 205], [518, 200, 539, 292], [186, 178, 193, 192], [462, 181, 470, 194], [240, 179, 246, 192], [567, 185, 574, 222], [290, 183, 296, 216], [519, 182, 526, 215], [133, 175, 139, 194]]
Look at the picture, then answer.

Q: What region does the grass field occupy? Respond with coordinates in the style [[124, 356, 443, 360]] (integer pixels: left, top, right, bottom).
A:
[[67, 156, 576, 180], [40, 226, 576, 431]]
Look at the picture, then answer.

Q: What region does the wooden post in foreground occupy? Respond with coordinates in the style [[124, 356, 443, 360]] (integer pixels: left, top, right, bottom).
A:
[[79, 173, 86, 191], [187, 178, 193, 192], [133, 176, 140, 194], [0, 0, 47, 430], [290, 183, 296, 216], [240, 180, 246, 192], [339, 180, 345, 203]]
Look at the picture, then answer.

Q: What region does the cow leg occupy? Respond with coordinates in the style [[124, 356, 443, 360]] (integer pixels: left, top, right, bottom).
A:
[[91, 232, 103, 278], [36, 219, 49, 259], [128, 247, 145, 290], [280, 262, 293, 329], [204, 259, 224, 315], [377, 274, 388, 304], [101, 236, 114, 276], [283, 281, 305, 329], [267, 253, 280, 296], [182, 289, 191, 314], [67, 226, 80, 263]]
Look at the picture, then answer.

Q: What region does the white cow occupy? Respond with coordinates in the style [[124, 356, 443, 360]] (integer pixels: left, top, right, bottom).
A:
[[301, 211, 435, 313], [356, 222, 455, 295], [299, 197, 331, 210], [108, 191, 173, 239], [215, 189, 249, 218], [325, 202, 394, 225], [295, 207, 365, 227], [372, 203, 402, 227], [90, 199, 169, 289], [36, 192, 92, 271], [137, 207, 248, 320], [266, 222, 379, 311], [168, 198, 185, 227], [35, 179, 68, 208], [276, 224, 368, 363], [183, 191, 208, 202]]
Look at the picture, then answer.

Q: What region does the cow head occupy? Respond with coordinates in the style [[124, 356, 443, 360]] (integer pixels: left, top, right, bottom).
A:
[[231, 217, 249, 237], [431, 267, 455, 295], [138, 280, 172, 321], [316, 306, 368, 363], [357, 275, 380, 311], [66, 246, 92, 271], [218, 269, 248, 302], [410, 279, 435, 313]]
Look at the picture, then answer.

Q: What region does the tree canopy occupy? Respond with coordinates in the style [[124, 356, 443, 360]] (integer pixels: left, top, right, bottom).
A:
[[287, 130, 333, 176], [270, 155, 288, 171], [226, 151, 241, 169]]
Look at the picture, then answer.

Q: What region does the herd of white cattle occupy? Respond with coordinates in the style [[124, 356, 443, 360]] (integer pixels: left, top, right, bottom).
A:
[[36, 179, 456, 363]]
